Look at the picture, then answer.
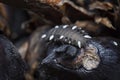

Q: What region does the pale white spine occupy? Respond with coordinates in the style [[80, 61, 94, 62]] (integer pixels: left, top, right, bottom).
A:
[[49, 35, 54, 40]]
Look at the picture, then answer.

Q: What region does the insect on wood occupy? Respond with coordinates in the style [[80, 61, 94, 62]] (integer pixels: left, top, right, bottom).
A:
[[41, 25, 92, 48]]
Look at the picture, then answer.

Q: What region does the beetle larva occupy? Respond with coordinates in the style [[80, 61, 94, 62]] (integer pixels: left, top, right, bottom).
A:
[[41, 25, 92, 48]]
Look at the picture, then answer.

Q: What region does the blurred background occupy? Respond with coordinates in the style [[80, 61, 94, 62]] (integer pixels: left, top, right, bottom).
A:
[[0, 0, 120, 80]]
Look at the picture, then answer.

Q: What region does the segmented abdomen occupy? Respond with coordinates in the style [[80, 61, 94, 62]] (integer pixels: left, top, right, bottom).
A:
[[41, 25, 92, 48]]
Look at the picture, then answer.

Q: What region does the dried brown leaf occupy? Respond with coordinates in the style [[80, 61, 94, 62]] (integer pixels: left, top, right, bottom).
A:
[[64, 1, 93, 16], [75, 21, 100, 32], [40, 0, 65, 6], [95, 17, 116, 29], [89, 1, 113, 11]]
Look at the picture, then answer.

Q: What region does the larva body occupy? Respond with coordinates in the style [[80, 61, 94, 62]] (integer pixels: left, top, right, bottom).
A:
[[41, 25, 92, 48]]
